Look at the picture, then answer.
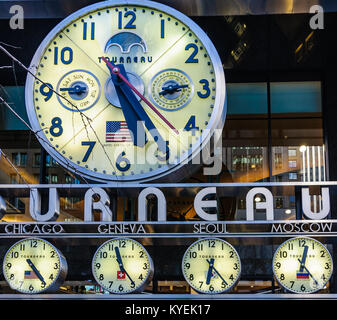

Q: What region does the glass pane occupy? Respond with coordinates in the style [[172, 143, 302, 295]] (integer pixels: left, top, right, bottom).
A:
[[227, 83, 268, 115], [271, 118, 325, 182], [222, 119, 269, 182], [270, 81, 322, 115]]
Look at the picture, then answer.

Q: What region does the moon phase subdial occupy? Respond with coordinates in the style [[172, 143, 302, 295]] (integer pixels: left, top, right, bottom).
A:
[[56, 69, 101, 112], [149, 68, 194, 111]]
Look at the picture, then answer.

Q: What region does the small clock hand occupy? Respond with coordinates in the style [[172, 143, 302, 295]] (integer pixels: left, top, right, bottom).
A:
[[114, 247, 135, 286], [297, 259, 319, 286], [206, 258, 214, 285], [206, 259, 228, 286], [60, 86, 87, 94], [299, 246, 309, 273], [101, 57, 179, 135], [159, 84, 189, 96], [26, 259, 46, 285]]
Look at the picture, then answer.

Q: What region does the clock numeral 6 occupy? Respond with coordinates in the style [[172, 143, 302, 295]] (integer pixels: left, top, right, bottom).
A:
[[116, 151, 131, 172], [50, 117, 63, 137]]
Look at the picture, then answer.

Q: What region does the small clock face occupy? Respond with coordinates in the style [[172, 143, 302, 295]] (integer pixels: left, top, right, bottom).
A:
[[2, 238, 68, 294], [182, 238, 241, 294], [25, 0, 226, 183], [273, 237, 333, 293], [92, 238, 153, 293]]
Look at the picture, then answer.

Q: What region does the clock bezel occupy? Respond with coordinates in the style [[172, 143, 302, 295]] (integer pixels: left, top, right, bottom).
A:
[[2, 237, 68, 294], [25, 0, 227, 183], [181, 237, 241, 294], [272, 236, 333, 294], [91, 237, 154, 294]]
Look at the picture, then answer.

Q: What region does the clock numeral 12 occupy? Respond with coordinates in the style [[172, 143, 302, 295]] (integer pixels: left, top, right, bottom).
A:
[[118, 11, 136, 29]]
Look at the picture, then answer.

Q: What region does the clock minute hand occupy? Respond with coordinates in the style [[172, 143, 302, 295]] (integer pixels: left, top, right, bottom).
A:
[[110, 64, 168, 155], [101, 57, 179, 135], [206, 258, 214, 285], [299, 245, 309, 273], [26, 259, 46, 285], [109, 65, 147, 148], [114, 247, 135, 286], [206, 259, 228, 286]]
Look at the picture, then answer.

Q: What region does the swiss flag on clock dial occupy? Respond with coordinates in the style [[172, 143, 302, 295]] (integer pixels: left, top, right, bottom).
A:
[[117, 271, 126, 279]]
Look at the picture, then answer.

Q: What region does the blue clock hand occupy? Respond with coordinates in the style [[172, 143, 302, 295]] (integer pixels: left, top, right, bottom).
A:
[[159, 84, 189, 96], [299, 246, 309, 273], [109, 67, 147, 148], [206, 258, 214, 285], [112, 64, 168, 154], [60, 85, 87, 94], [206, 259, 228, 286], [26, 259, 46, 285], [114, 247, 135, 286]]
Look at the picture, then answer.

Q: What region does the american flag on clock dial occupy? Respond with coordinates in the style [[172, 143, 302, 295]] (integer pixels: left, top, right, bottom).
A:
[[106, 121, 132, 143]]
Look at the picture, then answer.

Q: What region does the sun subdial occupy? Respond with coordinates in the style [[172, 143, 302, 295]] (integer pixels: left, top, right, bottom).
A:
[[148, 68, 194, 111], [56, 69, 101, 112]]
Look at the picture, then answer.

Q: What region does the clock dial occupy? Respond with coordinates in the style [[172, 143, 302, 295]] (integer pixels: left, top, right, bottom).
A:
[[25, 0, 226, 183], [92, 238, 153, 293], [2, 238, 68, 294], [182, 238, 241, 294], [273, 237, 333, 293]]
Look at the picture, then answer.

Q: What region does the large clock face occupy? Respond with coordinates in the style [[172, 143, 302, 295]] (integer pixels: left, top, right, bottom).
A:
[[182, 238, 241, 294], [92, 238, 153, 293], [273, 237, 333, 293], [2, 238, 68, 294], [25, 0, 226, 183]]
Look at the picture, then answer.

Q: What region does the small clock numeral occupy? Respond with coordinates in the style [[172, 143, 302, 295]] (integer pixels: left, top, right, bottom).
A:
[[116, 151, 131, 172], [160, 19, 165, 38], [54, 47, 73, 65], [185, 43, 199, 63], [81, 141, 96, 162], [50, 117, 63, 137], [40, 83, 54, 102], [197, 79, 211, 98], [184, 116, 199, 135], [118, 11, 136, 29], [83, 22, 95, 40]]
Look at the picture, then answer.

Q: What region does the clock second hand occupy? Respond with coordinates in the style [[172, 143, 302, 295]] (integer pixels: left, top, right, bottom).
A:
[[114, 247, 135, 286], [26, 259, 46, 286], [101, 57, 179, 135], [206, 259, 228, 286]]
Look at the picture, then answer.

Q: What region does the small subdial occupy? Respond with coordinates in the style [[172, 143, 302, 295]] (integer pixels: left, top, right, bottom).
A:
[[56, 69, 101, 112], [148, 68, 194, 111]]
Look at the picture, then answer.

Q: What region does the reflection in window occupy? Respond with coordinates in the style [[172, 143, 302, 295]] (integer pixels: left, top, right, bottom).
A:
[[11, 152, 27, 166]]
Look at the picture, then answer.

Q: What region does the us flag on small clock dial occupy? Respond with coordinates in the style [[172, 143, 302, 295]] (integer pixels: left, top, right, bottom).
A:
[[106, 121, 132, 143]]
